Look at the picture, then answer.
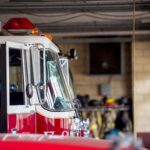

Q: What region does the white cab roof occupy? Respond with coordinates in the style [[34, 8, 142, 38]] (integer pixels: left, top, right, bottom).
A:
[[0, 35, 59, 53]]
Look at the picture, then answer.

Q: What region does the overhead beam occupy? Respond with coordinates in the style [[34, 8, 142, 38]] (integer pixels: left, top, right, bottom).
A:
[[55, 36, 150, 44], [8, 0, 148, 2], [0, 2, 149, 13], [56, 37, 132, 44], [36, 22, 150, 34], [51, 31, 150, 37]]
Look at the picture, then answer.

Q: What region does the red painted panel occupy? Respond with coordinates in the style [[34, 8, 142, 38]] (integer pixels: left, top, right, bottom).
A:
[[8, 113, 35, 133], [7, 112, 72, 135], [0, 135, 136, 150], [0, 141, 108, 150], [36, 113, 72, 135], [0, 136, 111, 150]]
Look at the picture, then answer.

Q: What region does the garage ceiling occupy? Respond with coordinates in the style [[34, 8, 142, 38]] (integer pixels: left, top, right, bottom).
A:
[[0, 0, 150, 40]]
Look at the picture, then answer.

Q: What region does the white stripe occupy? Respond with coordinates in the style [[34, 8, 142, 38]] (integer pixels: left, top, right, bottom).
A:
[[36, 105, 75, 118]]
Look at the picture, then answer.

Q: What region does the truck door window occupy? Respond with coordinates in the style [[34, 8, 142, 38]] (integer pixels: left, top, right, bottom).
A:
[[9, 49, 24, 105]]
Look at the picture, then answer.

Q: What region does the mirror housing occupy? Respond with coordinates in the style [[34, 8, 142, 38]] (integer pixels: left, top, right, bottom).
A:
[[59, 48, 78, 60], [68, 48, 78, 60], [58, 48, 77, 60]]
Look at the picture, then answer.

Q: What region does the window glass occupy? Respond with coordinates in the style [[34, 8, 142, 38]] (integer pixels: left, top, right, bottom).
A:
[[46, 51, 72, 110], [9, 49, 24, 105]]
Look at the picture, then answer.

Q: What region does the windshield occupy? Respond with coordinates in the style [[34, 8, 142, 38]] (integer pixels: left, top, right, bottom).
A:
[[59, 58, 75, 99], [44, 50, 73, 110], [30, 46, 73, 111]]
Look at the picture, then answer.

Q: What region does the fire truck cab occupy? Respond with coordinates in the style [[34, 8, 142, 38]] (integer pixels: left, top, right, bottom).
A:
[[0, 18, 79, 135]]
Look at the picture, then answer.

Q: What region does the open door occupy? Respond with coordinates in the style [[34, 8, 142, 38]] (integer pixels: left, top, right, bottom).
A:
[[0, 41, 35, 133]]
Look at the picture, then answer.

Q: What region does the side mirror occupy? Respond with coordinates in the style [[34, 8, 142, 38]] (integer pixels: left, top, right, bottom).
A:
[[68, 48, 78, 60], [59, 48, 77, 60], [26, 84, 33, 99]]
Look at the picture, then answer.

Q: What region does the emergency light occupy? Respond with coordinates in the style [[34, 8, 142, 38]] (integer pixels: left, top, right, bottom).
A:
[[3, 18, 40, 35], [43, 33, 53, 40]]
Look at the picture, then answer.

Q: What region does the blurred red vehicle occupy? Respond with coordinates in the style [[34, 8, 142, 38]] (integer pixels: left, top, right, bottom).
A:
[[0, 134, 145, 150]]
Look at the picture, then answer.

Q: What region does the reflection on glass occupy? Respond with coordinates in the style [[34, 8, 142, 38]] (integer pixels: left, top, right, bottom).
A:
[[59, 58, 75, 99], [9, 49, 24, 105], [44, 51, 72, 110]]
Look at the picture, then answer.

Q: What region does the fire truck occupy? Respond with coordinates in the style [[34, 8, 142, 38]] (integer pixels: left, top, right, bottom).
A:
[[0, 18, 80, 135]]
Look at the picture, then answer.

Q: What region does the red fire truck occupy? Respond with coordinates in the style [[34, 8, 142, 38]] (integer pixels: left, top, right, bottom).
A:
[[0, 18, 80, 135], [0, 133, 145, 150]]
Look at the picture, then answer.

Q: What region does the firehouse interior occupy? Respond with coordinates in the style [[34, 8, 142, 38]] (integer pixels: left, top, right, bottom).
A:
[[0, 0, 150, 150]]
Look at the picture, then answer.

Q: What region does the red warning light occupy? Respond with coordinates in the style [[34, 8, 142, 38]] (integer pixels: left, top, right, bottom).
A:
[[3, 18, 35, 30]]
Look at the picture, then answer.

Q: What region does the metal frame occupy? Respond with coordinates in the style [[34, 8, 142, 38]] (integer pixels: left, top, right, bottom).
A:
[[6, 41, 34, 114], [0, 44, 7, 133]]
